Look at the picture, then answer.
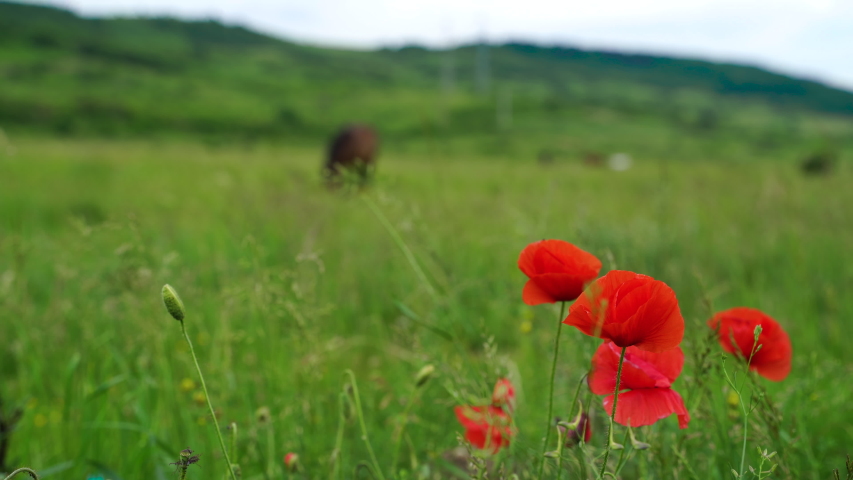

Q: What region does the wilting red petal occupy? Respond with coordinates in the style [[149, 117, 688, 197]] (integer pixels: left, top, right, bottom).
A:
[[565, 271, 684, 352], [464, 426, 489, 450], [454, 406, 491, 429], [603, 388, 690, 429], [589, 343, 683, 395], [518, 240, 602, 304], [454, 405, 513, 453], [708, 307, 792, 382], [491, 378, 516, 414]]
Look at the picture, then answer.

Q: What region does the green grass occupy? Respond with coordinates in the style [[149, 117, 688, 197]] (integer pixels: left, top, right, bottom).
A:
[[0, 136, 851, 479]]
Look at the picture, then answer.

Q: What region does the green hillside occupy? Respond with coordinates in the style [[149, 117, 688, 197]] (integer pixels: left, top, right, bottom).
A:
[[1, 1, 852, 154]]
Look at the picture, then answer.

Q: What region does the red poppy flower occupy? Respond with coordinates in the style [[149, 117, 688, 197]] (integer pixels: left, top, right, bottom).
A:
[[518, 240, 602, 305], [559, 412, 592, 447], [589, 342, 690, 429], [563, 270, 684, 353], [708, 307, 792, 381], [454, 405, 514, 453], [491, 378, 516, 414]]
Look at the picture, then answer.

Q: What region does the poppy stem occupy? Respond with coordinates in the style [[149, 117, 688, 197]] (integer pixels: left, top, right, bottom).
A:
[[537, 301, 567, 480], [598, 346, 627, 479], [179, 320, 239, 480], [390, 388, 421, 472], [343, 370, 387, 480], [331, 392, 348, 480], [555, 426, 566, 476]]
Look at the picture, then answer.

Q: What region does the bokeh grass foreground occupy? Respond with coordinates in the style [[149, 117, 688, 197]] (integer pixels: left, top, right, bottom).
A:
[[0, 138, 851, 479]]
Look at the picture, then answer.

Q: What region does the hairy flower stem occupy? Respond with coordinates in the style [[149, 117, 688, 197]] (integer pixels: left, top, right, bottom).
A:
[[344, 370, 386, 480], [2, 468, 39, 480], [331, 392, 348, 480], [740, 401, 749, 477], [391, 389, 420, 471], [229, 423, 238, 463], [721, 331, 763, 478], [555, 427, 566, 478], [598, 346, 627, 479], [180, 320, 238, 480], [266, 423, 275, 479], [537, 301, 567, 480]]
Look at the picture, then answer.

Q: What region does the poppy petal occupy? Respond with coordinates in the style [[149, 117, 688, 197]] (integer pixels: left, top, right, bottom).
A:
[[522, 279, 557, 305], [709, 307, 792, 382], [529, 273, 592, 303], [464, 426, 488, 450], [589, 342, 656, 394], [623, 346, 684, 385], [519, 240, 602, 303], [590, 343, 684, 394], [517, 243, 540, 278], [564, 271, 652, 340], [606, 280, 684, 352], [603, 388, 690, 429], [752, 327, 792, 381], [527, 240, 601, 275]]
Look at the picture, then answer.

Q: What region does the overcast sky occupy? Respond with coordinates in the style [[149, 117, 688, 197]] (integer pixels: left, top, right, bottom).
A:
[[36, 0, 853, 91]]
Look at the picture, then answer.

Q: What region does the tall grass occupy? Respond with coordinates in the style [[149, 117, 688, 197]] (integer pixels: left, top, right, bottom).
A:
[[0, 137, 850, 478]]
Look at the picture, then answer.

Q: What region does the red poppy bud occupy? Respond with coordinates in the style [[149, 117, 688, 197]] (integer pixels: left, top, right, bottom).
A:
[[283, 452, 299, 472], [518, 240, 602, 305]]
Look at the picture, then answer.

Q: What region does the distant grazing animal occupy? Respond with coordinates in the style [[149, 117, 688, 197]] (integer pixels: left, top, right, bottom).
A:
[[582, 152, 605, 168], [800, 152, 836, 176], [323, 124, 379, 187]]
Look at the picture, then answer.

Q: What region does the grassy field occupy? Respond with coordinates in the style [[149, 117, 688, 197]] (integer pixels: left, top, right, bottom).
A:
[[0, 137, 851, 479]]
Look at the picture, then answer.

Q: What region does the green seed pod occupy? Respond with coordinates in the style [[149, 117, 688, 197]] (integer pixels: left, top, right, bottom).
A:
[[414, 364, 435, 388], [628, 427, 650, 450], [255, 406, 271, 425], [162, 284, 186, 321]]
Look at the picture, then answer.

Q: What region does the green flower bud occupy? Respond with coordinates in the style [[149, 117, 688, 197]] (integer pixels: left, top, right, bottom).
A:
[[162, 284, 185, 321], [415, 364, 435, 388], [256, 406, 271, 425]]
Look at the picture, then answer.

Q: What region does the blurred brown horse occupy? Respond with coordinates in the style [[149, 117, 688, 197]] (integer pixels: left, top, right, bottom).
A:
[[323, 124, 379, 187]]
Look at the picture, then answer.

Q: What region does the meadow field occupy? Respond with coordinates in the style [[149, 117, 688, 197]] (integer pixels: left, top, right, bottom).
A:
[[0, 136, 851, 479]]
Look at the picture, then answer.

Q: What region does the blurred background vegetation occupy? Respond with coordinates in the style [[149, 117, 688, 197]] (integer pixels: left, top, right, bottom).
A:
[[1, 1, 852, 162]]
